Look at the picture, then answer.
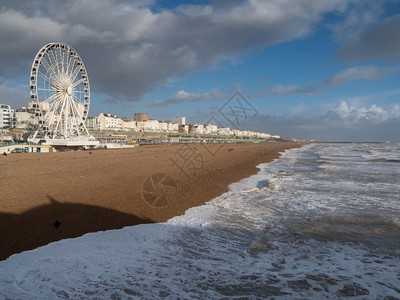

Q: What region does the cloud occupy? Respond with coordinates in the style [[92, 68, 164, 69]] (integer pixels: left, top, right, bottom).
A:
[[0, 0, 360, 103], [324, 65, 400, 87], [141, 89, 226, 107], [268, 85, 318, 95], [329, 1, 384, 40], [336, 15, 400, 63], [328, 101, 400, 124], [142, 83, 318, 108], [248, 84, 318, 98], [244, 101, 400, 142], [0, 7, 110, 76], [0, 80, 28, 107]]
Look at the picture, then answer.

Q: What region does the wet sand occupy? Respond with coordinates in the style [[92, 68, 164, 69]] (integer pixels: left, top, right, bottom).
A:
[[0, 142, 301, 260]]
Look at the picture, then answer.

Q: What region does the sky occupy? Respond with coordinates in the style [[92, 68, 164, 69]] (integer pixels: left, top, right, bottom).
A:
[[0, 0, 399, 142]]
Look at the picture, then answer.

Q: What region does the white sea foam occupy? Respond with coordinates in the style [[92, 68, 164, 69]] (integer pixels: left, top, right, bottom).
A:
[[0, 143, 399, 299]]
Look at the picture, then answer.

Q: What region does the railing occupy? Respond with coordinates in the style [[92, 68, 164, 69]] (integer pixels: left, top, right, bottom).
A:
[[0, 141, 36, 147]]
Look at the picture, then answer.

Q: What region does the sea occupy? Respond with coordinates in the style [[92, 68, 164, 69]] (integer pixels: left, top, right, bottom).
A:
[[0, 142, 399, 299]]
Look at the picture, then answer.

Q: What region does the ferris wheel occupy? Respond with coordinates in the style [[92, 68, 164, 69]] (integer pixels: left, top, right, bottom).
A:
[[29, 42, 91, 140]]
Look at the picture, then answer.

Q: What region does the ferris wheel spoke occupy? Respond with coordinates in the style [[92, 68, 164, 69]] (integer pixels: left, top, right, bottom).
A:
[[66, 51, 74, 77], [70, 64, 82, 83], [72, 94, 82, 102], [43, 107, 55, 124], [60, 49, 67, 77], [56, 48, 62, 76], [47, 51, 58, 76], [41, 58, 57, 79], [70, 95, 89, 134], [54, 94, 68, 135], [63, 50, 69, 77], [72, 94, 86, 107], [38, 70, 53, 85], [37, 88, 55, 92], [71, 77, 86, 88], [45, 97, 61, 125], [69, 98, 81, 135], [67, 52, 74, 79], [42, 92, 58, 105], [45, 96, 63, 125], [61, 50, 66, 75], [71, 95, 84, 117], [52, 49, 62, 77]]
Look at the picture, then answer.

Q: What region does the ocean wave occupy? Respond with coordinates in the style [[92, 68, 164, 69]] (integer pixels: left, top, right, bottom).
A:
[[1, 143, 400, 299]]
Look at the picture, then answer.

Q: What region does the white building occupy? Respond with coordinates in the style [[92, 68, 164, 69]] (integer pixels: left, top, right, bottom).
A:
[[0, 104, 16, 129], [15, 107, 35, 129], [27, 101, 49, 112], [136, 120, 159, 132], [158, 121, 168, 132], [97, 113, 123, 131], [204, 124, 218, 135], [85, 117, 98, 130], [136, 121, 146, 132], [168, 122, 179, 132], [242, 130, 250, 137], [231, 129, 243, 137], [218, 127, 232, 136], [122, 120, 136, 131], [173, 116, 185, 126], [261, 133, 271, 139], [193, 124, 204, 134]]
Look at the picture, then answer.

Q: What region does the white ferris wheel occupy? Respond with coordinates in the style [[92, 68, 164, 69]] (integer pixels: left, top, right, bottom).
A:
[[29, 42, 91, 140]]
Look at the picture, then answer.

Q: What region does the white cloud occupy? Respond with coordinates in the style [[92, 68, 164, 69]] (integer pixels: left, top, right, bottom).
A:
[[325, 65, 400, 87], [329, 101, 400, 124]]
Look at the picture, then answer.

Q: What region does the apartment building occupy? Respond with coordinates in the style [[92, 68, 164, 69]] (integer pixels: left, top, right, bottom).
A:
[[173, 116, 185, 125], [0, 104, 16, 129], [97, 113, 123, 131], [134, 113, 149, 122]]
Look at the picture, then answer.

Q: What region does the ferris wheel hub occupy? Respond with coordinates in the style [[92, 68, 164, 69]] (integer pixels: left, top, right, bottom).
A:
[[66, 86, 73, 96]]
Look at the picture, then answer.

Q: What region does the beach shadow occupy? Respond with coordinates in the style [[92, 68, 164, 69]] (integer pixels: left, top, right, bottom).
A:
[[0, 195, 153, 261]]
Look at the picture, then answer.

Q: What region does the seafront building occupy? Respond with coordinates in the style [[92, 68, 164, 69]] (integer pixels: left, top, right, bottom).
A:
[[173, 117, 185, 125], [134, 113, 149, 122], [97, 113, 123, 131], [15, 106, 35, 129], [3, 102, 276, 141], [0, 104, 16, 129], [85, 117, 97, 131]]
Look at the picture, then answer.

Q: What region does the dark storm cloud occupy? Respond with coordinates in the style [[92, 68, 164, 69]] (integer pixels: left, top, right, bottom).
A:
[[337, 14, 400, 63], [0, 0, 357, 103]]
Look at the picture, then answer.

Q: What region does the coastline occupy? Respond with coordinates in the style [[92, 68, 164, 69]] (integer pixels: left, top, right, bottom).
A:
[[0, 141, 301, 260]]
